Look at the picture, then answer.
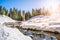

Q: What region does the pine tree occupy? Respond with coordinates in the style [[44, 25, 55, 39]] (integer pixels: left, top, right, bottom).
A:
[[17, 10, 21, 20], [3, 7, 8, 16], [32, 9, 36, 16], [25, 11, 31, 20], [22, 10, 25, 21], [9, 8, 13, 18], [0, 6, 2, 15]]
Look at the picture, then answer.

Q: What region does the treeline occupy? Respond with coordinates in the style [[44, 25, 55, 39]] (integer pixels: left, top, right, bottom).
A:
[[0, 6, 50, 21]]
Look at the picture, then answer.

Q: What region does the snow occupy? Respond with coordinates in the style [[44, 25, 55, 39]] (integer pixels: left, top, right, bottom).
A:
[[0, 15, 32, 40], [21, 14, 60, 33], [0, 15, 15, 24]]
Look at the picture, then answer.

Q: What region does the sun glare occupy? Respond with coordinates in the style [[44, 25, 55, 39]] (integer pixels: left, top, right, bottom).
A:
[[44, 0, 59, 15], [50, 1, 58, 13]]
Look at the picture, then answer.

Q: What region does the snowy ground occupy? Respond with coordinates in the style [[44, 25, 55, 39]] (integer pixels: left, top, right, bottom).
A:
[[21, 14, 60, 33], [0, 15, 32, 40]]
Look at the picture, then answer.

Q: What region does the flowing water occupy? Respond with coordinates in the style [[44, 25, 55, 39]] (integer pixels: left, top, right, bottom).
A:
[[19, 29, 60, 40], [21, 14, 60, 40]]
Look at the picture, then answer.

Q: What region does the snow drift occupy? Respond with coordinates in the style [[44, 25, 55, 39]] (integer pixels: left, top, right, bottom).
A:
[[0, 15, 15, 24], [0, 15, 32, 40], [21, 14, 60, 33]]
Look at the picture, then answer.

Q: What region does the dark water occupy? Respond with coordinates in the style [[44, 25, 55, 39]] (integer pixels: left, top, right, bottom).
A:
[[19, 29, 59, 40]]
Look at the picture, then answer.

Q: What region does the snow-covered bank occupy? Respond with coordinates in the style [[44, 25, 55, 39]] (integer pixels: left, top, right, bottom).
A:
[[21, 14, 60, 33], [0, 24, 32, 40], [0, 15, 15, 24], [0, 15, 32, 40]]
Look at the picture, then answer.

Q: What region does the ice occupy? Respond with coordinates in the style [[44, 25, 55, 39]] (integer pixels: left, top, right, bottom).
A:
[[0, 15, 32, 40], [21, 14, 60, 33]]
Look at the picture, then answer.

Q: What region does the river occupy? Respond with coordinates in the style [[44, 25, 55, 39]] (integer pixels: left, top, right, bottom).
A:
[[19, 29, 60, 40]]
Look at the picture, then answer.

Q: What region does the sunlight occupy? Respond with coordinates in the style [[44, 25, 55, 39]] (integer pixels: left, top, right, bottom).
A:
[[44, 0, 59, 15], [49, 1, 58, 14]]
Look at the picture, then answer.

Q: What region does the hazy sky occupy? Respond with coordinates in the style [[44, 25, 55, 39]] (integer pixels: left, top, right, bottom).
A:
[[0, 0, 60, 12]]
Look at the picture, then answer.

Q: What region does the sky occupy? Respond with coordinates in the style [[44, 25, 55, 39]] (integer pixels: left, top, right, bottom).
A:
[[0, 0, 60, 12]]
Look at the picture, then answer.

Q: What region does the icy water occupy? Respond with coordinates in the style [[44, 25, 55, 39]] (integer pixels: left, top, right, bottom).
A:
[[19, 29, 60, 40]]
